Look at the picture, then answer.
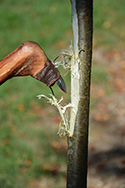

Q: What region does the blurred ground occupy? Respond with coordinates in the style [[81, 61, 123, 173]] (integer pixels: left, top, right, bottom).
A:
[[88, 48, 125, 188]]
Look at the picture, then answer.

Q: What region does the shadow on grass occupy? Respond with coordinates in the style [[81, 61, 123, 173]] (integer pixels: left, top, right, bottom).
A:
[[0, 179, 13, 188], [88, 147, 125, 176]]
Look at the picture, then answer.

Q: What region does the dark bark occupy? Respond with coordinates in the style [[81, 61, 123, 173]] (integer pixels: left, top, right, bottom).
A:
[[67, 0, 93, 188]]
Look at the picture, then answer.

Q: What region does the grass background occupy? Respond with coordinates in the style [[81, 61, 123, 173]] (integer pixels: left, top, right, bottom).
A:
[[0, 0, 124, 187]]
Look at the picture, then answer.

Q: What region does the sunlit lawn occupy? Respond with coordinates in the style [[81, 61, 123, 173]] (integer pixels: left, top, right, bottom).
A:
[[0, 0, 124, 187]]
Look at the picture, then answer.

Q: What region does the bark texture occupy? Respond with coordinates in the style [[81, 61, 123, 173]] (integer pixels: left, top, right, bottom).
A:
[[67, 0, 93, 187]]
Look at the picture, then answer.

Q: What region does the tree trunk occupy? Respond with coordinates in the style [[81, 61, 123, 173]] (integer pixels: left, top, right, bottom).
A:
[[67, 0, 93, 187]]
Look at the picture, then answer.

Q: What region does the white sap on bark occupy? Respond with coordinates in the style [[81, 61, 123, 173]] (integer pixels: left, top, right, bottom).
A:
[[37, 1, 80, 137], [69, 0, 80, 137]]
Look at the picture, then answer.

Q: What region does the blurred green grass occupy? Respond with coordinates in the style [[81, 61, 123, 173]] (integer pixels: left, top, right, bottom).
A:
[[0, 0, 124, 187]]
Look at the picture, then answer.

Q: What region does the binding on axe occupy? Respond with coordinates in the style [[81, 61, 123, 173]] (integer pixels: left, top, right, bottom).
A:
[[0, 41, 66, 93]]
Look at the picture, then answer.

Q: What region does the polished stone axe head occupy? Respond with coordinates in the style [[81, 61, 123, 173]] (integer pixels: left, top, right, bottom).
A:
[[0, 41, 66, 93]]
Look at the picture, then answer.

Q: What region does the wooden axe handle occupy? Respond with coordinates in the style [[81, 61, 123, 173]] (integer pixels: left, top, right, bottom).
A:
[[0, 41, 60, 86]]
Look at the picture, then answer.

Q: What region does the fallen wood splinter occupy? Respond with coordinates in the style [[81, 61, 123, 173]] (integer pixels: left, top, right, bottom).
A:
[[37, 94, 72, 137]]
